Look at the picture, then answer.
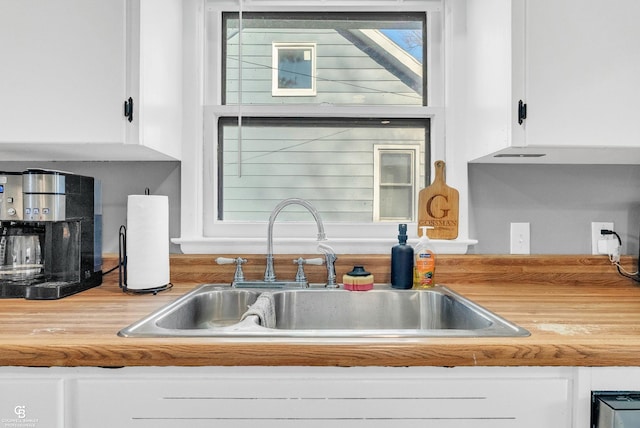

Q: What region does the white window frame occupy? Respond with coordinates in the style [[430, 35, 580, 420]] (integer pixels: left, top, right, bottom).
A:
[[176, 0, 475, 255], [271, 43, 317, 96]]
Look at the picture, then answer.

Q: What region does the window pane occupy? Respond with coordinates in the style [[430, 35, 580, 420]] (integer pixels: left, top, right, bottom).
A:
[[380, 186, 412, 220], [380, 153, 412, 184], [219, 118, 428, 222], [222, 12, 425, 105]]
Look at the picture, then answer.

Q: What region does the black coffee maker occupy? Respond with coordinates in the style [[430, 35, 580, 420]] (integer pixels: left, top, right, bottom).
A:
[[0, 169, 102, 299]]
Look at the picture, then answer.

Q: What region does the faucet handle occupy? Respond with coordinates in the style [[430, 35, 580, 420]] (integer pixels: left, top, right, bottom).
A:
[[216, 257, 247, 282], [292, 257, 324, 283]]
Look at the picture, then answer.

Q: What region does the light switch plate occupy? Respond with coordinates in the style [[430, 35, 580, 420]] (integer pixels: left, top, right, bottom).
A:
[[510, 222, 530, 254]]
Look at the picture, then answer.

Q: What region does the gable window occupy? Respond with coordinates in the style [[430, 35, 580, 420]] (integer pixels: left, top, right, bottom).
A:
[[272, 43, 316, 96], [178, 0, 451, 254]]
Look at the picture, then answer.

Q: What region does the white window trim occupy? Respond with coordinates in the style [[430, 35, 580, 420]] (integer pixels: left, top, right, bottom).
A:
[[175, 0, 477, 255]]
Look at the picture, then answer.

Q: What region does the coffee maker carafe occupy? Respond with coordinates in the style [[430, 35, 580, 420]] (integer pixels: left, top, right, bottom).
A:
[[0, 169, 102, 299], [0, 227, 43, 282]]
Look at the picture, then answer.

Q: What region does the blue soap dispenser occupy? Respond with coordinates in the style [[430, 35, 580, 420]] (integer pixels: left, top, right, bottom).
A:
[[391, 223, 414, 289]]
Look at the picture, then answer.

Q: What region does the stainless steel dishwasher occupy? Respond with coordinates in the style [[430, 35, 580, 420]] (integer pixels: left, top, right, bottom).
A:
[[592, 392, 640, 427]]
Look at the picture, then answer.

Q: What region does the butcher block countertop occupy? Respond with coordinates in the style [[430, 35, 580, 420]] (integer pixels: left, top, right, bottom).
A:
[[1, 254, 639, 368]]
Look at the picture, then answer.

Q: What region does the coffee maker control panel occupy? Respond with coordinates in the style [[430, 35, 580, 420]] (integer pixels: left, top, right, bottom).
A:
[[22, 170, 66, 222], [0, 173, 23, 221], [23, 194, 66, 222]]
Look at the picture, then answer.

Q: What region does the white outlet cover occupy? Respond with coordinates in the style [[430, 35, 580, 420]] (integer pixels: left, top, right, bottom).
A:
[[591, 221, 614, 255]]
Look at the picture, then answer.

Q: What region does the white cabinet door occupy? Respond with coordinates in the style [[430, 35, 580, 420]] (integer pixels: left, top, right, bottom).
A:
[[0, 0, 181, 161], [0, 378, 63, 428], [70, 367, 570, 428], [0, 0, 126, 145], [125, 0, 182, 160], [523, 0, 640, 149]]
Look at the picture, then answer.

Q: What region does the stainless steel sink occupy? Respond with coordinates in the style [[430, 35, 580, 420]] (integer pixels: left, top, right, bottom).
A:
[[272, 289, 493, 331], [118, 284, 530, 338], [155, 289, 261, 329]]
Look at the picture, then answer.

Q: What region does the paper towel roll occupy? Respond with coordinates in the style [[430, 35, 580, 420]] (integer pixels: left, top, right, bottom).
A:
[[126, 195, 170, 290]]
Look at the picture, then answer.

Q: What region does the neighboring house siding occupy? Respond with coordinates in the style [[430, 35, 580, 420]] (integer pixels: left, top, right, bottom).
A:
[[222, 125, 426, 222], [226, 29, 421, 105]]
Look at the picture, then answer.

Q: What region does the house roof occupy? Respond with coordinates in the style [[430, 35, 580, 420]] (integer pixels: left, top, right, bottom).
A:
[[338, 28, 423, 94]]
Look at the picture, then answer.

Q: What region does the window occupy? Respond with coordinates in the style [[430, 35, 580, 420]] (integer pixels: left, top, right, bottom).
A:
[[272, 43, 316, 96], [213, 10, 430, 223], [374, 145, 420, 222], [180, 0, 449, 254]]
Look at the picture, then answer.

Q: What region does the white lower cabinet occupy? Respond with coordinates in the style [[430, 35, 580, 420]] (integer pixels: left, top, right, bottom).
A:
[[67, 367, 571, 428], [0, 378, 63, 428], [0, 366, 577, 428], [5, 365, 640, 428], [4, 365, 640, 427]]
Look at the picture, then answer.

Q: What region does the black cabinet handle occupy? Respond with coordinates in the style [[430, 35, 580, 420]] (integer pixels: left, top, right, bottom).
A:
[[518, 100, 527, 125], [124, 97, 134, 122]]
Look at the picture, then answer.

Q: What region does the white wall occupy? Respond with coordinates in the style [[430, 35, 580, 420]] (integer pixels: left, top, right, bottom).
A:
[[469, 163, 640, 255]]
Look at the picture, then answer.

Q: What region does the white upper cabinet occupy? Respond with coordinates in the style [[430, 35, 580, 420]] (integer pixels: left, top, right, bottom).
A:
[[0, 0, 181, 161], [467, 0, 640, 164]]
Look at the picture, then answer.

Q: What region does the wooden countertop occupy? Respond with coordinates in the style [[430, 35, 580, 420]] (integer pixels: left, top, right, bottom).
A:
[[1, 254, 639, 368]]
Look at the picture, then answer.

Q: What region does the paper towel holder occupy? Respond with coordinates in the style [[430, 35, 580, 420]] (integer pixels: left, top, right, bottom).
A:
[[118, 224, 172, 295]]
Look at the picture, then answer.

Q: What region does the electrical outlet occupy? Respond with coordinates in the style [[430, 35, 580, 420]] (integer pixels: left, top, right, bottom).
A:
[[510, 222, 530, 254], [591, 221, 614, 255]]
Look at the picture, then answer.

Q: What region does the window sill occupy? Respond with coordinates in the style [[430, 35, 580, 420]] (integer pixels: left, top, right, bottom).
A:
[[172, 237, 477, 255]]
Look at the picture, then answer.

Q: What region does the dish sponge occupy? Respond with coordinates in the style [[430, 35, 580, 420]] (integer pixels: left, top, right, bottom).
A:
[[343, 265, 374, 291]]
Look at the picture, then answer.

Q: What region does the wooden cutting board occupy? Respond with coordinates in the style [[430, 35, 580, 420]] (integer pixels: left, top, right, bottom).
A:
[[418, 160, 459, 239]]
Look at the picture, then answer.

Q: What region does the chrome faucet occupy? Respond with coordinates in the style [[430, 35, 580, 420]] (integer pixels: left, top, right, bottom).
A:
[[264, 198, 337, 287]]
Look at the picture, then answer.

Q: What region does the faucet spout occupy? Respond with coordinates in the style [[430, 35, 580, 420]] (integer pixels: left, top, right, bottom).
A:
[[264, 198, 327, 283]]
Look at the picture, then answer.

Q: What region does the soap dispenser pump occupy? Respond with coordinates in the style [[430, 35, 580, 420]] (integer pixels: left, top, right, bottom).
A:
[[391, 223, 414, 289]]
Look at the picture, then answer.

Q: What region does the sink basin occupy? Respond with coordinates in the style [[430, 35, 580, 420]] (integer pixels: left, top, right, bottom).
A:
[[272, 289, 493, 330], [155, 289, 261, 329], [118, 284, 530, 338]]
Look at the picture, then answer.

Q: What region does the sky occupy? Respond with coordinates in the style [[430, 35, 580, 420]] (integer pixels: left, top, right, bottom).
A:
[[381, 29, 423, 62]]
